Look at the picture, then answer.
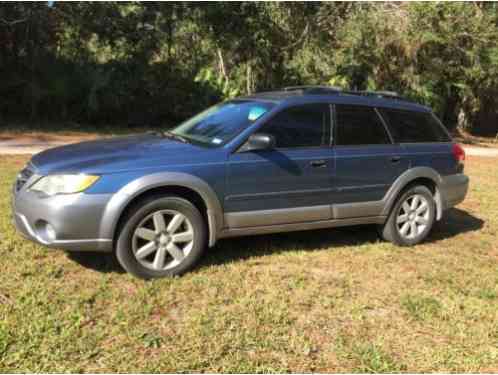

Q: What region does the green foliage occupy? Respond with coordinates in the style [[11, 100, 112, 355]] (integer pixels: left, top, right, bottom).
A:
[[195, 67, 240, 99], [1, 2, 497, 134]]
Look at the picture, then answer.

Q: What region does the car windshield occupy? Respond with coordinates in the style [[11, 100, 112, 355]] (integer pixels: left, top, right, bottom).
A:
[[170, 100, 275, 147]]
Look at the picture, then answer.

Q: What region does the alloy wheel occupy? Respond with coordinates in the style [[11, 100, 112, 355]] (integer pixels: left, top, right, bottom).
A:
[[132, 209, 194, 271], [396, 194, 430, 240]]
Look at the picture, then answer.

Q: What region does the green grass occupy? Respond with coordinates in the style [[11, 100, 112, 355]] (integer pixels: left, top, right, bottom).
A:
[[1, 155, 498, 372], [351, 344, 406, 373], [401, 295, 442, 321]]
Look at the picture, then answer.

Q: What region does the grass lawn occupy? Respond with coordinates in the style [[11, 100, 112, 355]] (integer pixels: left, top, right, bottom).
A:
[[0, 155, 497, 372]]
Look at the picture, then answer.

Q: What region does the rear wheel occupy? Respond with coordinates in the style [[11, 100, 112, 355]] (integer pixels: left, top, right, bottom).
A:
[[379, 185, 436, 246], [116, 196, 207, 279]]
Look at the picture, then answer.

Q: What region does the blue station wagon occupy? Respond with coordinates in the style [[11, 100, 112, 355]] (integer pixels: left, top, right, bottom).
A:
[[12, 86, 469, 279]]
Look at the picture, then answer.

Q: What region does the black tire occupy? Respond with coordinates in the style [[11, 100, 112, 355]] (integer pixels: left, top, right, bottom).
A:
[[115, 195, 207, 279], [378, 185, 436, 246]]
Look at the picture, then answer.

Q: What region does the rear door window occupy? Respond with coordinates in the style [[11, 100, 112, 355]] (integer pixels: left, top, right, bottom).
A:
[[334, 105, 391, 146], [379, 108, 451, 143]]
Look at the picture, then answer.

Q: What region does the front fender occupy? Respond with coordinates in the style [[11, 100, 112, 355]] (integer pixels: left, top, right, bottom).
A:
[[99, 172, 224, 247]]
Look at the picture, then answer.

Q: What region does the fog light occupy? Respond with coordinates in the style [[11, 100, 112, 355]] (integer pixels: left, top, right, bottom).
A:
[[45, 224, 56, 242], [35, 221, 57, 243]]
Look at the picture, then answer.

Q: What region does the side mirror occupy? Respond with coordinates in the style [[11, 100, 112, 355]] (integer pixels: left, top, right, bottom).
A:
[[239, 133, 276, 152]]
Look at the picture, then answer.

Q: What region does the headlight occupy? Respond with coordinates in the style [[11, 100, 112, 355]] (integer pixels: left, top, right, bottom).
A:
[[29, 175, 100, 196]]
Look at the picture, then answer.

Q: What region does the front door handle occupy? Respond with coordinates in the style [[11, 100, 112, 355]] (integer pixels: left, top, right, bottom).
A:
[[391, 156, 402, 163], [310, 160, 327, 168]]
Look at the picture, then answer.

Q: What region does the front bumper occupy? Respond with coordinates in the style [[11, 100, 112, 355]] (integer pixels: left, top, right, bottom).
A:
[[12, 183, 113, 252], [440, 173, 469, 209]]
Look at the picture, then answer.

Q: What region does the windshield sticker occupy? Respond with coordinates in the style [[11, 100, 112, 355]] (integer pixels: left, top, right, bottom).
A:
[[248, 106, 268, 121], [212, 138, 223, 145]]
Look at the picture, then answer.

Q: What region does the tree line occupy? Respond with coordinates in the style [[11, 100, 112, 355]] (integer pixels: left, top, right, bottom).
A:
[[1, 2, 497, 135]]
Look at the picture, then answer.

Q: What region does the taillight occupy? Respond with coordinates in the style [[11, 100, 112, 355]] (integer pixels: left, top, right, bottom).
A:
[[452, 143, 466, 163]]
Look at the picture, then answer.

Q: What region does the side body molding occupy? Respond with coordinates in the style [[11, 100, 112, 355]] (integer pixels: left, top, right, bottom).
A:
[[380, 166, 444, 220], [326, 167, 445, 221], [99, 172, 224, 247]]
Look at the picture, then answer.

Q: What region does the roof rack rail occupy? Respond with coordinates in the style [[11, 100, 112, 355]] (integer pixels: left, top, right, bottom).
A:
[[343, 90, 411, 102], [282, 85, 342, 94], [276, 86, 412, 102]]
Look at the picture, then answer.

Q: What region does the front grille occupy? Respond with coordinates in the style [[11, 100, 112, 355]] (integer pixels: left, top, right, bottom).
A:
[[15, 165, 34, 192]]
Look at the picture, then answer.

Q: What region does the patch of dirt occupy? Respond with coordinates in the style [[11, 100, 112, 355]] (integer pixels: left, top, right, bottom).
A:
[[464, 147, 498, 157]]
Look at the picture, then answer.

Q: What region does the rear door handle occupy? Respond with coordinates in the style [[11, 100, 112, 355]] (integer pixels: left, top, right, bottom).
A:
[[391, 156, 402, 163], [310, 160, 327, 168]]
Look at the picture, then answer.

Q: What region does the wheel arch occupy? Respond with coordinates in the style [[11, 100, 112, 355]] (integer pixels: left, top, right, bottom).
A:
[[382, 167, 444, 220], [100, 172, 223, 247]]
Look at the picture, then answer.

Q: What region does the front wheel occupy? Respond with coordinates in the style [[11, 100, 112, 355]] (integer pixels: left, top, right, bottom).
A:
[[378, 185, 436, 246], [116, 196, 207, 279]]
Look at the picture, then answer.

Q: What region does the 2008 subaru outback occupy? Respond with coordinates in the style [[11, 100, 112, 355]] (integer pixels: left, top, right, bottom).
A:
[[12, 86, 469, 279]]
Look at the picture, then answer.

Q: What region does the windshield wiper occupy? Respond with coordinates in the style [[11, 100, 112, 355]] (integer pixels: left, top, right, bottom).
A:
[[163, 131, 191, 144]]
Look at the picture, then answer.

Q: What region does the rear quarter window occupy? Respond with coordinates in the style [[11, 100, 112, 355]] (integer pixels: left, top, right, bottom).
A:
[[379, 108, 451, 143]]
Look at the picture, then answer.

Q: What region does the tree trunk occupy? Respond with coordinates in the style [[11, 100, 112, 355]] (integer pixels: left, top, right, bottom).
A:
[[246, 63, 253, 95], [441, 88, 459, 131], [217, 48, 228, 82]]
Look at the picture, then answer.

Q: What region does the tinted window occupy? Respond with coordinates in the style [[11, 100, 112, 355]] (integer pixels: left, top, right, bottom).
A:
[[335, 105, 390, 146], [379, 109, 451, 143], [261, 104, 330, 148], [172, 100, 275, 147]]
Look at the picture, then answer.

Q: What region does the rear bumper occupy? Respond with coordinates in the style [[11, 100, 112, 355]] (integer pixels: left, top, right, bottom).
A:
[[440, 173, 469, 209], [12, 185, 113, 252]]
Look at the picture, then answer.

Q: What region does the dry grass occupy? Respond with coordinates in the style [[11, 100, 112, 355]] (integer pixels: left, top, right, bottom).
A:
[[0, 155, 496, 372], [0, 132, 98, 144], [0, 123, 162, 139]]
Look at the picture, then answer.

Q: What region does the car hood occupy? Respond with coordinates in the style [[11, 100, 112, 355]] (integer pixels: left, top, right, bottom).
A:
[[30, 133, 218, 175]]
